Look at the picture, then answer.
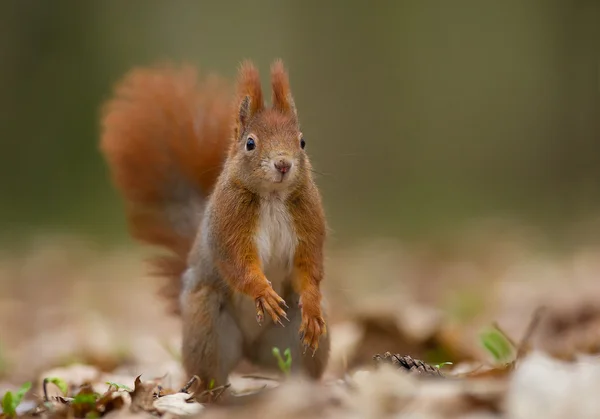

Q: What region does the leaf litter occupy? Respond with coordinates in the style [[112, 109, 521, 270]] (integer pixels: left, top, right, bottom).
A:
[[3, 235, 600, 418], [2, 303, 599, 419]]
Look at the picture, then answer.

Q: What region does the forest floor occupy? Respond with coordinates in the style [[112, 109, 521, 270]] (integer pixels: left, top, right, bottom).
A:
[[1, 223, 600, 418]]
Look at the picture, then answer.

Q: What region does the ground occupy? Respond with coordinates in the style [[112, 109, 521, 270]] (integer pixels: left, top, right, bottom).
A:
[[1, 223, 600, 418]]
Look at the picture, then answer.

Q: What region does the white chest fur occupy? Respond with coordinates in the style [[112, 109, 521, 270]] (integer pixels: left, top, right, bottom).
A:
[[231, 196, 298, 340], [255, 196, 298, 280]]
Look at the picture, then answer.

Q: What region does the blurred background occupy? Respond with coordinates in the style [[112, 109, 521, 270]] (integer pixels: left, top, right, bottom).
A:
[[0, 0, 599, 387]]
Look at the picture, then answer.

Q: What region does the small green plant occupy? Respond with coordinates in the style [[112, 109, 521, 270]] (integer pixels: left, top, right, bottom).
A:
[[272, 347, 292, 377], [44, 377, 69, 396], [208, 378, 215, 390], [105, 382, 132, 392], [479, 327, 514, 364], [434, 361, 453, 369], [73, 392, 98, 406], [70, 387, 102, 418], [2, 382, 32, 417]]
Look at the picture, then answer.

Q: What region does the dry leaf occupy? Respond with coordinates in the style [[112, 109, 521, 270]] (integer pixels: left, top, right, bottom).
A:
[[129, 375, 157, 413], [152, 393, 204, 416], [535, 302, 600, 360], [96, 391, 127, 415]]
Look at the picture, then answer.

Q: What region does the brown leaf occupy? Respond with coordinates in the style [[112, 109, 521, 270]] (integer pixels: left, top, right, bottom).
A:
[[343, 303, 477, 371], [96, 391, 126, 416], [462, 364, 514, 379], [535, 302, 600, 360], [128, 375, 157, 413]]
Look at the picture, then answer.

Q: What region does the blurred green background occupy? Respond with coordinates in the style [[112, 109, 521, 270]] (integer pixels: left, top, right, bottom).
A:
[[1, 0, 599, 248]]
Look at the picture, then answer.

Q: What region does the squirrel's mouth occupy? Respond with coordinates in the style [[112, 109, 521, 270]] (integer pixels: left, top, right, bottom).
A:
[[273, 173, 290, 185], [272, 172, 290, 184]]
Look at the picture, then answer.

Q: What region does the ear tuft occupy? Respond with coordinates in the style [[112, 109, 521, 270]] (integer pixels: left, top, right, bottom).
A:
[[236, 60, 264, 128], [271, 59, 297, 118]]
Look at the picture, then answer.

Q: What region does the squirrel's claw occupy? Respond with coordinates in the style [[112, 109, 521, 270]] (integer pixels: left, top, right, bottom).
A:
[[255, 286, 288, 327], [299, 312, 325, 355], [255, 300, 265, 325]]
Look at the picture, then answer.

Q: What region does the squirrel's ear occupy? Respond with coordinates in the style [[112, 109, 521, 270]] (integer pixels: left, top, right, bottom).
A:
[[270, 59, 297, 120], [236, 60, 264, 129]]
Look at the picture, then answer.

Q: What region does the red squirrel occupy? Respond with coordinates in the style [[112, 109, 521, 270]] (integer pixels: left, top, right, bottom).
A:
[[99, 59, 330, 391]]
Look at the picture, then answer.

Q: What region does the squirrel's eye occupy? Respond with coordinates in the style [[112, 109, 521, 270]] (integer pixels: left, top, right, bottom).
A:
[[300, 137, 306, 149], [246, 137, 256, 151]]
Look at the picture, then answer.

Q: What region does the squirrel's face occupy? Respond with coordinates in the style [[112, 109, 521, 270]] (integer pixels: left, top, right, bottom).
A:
[[233, 110, 308, 194], [229, 59, 310, 195]]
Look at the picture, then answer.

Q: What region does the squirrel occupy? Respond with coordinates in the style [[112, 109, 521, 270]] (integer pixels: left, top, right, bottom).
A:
[[99, 59, 330, 393]]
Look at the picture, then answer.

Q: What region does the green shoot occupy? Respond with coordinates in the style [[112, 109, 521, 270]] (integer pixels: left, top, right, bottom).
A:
[[45, 377, 69, 396], [106, 382, 132, 392], [479, 327, 514, 364], [434, 362, 453, 369], [208, 379, 215, 390], [1, 382, 32, 417], [272, 347, 292, 377], [73, 392, 98, 406]]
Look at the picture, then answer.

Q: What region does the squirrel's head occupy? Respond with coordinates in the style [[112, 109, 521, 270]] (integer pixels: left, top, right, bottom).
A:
[[228, 59, 309, 195]]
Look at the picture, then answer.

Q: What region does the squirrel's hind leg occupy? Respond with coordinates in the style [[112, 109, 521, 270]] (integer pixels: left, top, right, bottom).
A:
[[245, 292, 330, 379], [180, 286, 243, 394]]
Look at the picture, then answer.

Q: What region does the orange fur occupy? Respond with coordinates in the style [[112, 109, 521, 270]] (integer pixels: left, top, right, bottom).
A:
[[233, 61, 264, 140], [237, 60, 264, 108], [99, 64, 233, 314], [270, 59, 296, 116], [101, 59, 329, 387], [288, 183, 327, 350]]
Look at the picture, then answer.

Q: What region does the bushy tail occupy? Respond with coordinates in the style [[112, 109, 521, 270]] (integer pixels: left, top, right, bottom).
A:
[[99, 64, 233, 314]]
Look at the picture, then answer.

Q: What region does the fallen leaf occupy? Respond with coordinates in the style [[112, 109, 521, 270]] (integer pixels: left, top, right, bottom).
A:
[[96, 391, 126, 416], [128, 376, 157, 413], [153, 393, 204, 416], [535, 302, 600, 360]]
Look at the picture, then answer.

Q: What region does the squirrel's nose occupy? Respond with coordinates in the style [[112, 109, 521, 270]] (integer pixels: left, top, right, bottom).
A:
[[274, 159, 292, 174]]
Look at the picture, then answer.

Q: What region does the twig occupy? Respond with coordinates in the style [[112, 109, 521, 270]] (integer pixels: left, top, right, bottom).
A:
[[515, 306, 545, 361], [491, 321, 518, 349], [42, 378, 50, 402], [198, 383, 231, 401], [180, 375, 200, 394], [239, 374, 281, 382], [211, 384, 231, 401]]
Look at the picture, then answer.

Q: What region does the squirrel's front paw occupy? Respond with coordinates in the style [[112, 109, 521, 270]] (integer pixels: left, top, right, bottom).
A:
[[255, 286, 289, 326], [299, 311, 327, 356]]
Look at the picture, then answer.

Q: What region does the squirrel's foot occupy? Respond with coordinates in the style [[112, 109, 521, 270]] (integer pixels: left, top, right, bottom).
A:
[[299, 311, 327, 356], [255, 287, 289, 326]]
